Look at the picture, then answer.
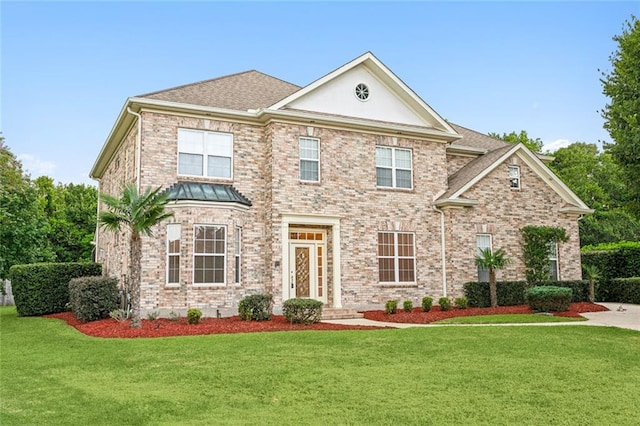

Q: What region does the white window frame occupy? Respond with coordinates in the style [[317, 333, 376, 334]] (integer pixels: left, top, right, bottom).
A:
[[476, 234, 492, 282], [377, 231, 416, 283], [549, 242, 559, 281], [193, 224, 227, 285], [177, 129, 233, 179], [299, 137, 320, 182], [166, 224, 181, 285], [376, 146, 413, 189], [234, 227, 242, 284], [509, 166, 520, 190]]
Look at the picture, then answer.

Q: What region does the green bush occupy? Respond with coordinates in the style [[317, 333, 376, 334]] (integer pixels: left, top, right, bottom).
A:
[[421, 296, 433, 312], [238, 294, 273, 321], [69, 276, 118, 322], [597, 278, 640, 304], [385, 300, 398, 314], [454, 297, 468, 309], [464, 281, 527, 307], [187, 308, 202, 325], [552, 280, 589, 303], [109, 309, 127, 322], [581, 242, 640, 280], [526, 286, 572, 312], [282, 298, 323, 324], [403, 300, 413, 312], [9, 262, 102, 316], [438, 297, 451, 311]]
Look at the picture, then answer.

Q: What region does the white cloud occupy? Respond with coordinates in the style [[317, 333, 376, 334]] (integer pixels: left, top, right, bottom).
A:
[[17, 154, 57, 177], [542, 139, 571, 153]]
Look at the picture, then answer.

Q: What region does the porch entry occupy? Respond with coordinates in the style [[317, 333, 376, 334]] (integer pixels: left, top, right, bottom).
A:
[[288, 229, 326, 303]]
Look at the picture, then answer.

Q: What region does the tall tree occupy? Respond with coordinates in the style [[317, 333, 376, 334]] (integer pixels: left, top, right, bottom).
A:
[[0, 142, 53, 278], [475, 247, 511, 308], [99, 184, 173, 327], [601, 16, 640, 215], [488, 130, 544, 153]]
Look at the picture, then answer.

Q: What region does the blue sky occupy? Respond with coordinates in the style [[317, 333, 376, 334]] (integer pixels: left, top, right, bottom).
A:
[[2, 1, 638, 185]]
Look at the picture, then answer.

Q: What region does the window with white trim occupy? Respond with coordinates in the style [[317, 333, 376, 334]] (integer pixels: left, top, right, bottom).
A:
[[194, 225, 226, 284], [299, 137, 320, 182], [549, 242, 559, 281], [377, 232, 415, 282], [234, 227, 241, 284], [476, 234, 492, 282], [376, 147, 412, 189], [509, 166, 520, 189], [166, 224, 181, 284], [178, 129, 233, 178]]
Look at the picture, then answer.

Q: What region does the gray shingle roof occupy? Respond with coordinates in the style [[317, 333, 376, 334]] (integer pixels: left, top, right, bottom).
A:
[[449, 123, 510, 151], [140, 70, 301, 111], [166, 182, 252, 206]]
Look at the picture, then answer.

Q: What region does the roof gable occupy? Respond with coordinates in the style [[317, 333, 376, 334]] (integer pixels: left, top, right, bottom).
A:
[[437, 144, 593, 213], [268, 52, 457, 134]]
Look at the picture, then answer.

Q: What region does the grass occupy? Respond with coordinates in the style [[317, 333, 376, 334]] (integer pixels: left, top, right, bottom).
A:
[[1, 306, 639, 425], [433, 314, 587, 324]]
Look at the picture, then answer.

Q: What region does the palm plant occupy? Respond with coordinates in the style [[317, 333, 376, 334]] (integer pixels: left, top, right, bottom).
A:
[[475, 247, 511, 308], [99, 183, 173, 327], [582, 264, 600, 303]]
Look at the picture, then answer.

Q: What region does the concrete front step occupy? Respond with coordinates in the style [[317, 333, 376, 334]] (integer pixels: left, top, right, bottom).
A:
[[321, 308, 364, 320]]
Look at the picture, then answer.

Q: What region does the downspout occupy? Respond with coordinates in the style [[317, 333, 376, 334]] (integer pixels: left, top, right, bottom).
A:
[[433, 206, 447, 297], [126, 107, 142, 191]]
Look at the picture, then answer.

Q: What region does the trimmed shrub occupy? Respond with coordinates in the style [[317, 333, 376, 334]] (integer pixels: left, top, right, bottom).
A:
[[238, 294, 273, 321], [385, 300, 398, 314], [581, 242, 640, 280], [69, 276, 118, 322], [403, 300, 413, 312], [552, 280, 589, 303], [282, 298, 323, 324], [438, 297, 451, 311], [454, 297, 468, 309], [9, 262, 102, 316], [597, 278, 640, 304], [526, 286, 572, 312], [421, 296, 433, 312], [187, 308, 202, 325], [464, 281, 527, 307]]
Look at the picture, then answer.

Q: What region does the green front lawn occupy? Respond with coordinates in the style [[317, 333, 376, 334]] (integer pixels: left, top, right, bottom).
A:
[[434, 314, 587, 324], [1, 306, 639, 425]]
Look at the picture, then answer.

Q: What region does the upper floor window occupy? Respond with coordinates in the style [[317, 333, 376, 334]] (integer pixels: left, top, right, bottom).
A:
[[299, 137, 320, 182], [509, 166, 520, 189], [476, 234, 492, 282], [194, 225, 226, 284], [178, 129, 233, 179], [377, 231, 415, 283], [376, 147, 412, 189]]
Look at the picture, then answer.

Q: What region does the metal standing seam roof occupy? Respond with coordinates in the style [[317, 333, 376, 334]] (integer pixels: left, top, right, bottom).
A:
[[165, 182, 252, 206]]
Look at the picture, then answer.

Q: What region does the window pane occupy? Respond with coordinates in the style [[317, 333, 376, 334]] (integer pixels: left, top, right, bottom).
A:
[[376, 147, 392, 167], [300, 138, 319, 159], [395, 149, 412, 169], [376, 167, 392, 187], [207, 155, 231, 178], [300, 160, 319, 181], [398, 258, 415, 282], [377, 233, 395, 257], [397, 233, 414, 257], [478, 267, 489, 282], [378, 257, 395, 282], [178, 153, 203, 176], [205, 132, 233, 157], [178, 129, 204, 152], [396, 169, 412, 188]]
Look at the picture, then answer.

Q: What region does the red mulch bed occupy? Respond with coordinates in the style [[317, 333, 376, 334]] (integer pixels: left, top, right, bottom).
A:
[[362, 302, 609, 324], [42, 312, 387, 339]]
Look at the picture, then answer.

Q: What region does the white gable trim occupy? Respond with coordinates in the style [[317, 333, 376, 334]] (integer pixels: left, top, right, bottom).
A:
[[268, 52, 457, 135], [450, 143, 593, 213]]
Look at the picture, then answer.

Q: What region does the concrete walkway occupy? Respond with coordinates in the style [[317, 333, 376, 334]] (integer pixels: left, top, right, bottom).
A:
[[323, 302, 640, 332]]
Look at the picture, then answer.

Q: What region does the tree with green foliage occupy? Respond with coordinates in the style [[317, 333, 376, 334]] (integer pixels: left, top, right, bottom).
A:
[[475, 247, 511, 308], [521, 226, 568, 286], [488, 130, 543, 153], [601, 16, 640, 215], [99, 184, 173, 327], [582, 264, 600, 303], [0, 141, 54, 278]]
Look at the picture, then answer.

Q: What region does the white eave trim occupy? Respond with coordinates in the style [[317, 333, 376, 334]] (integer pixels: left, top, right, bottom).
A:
[[559, 206, 595, 215], [446, 144, 487, 156], [434, 198, 479, 208]]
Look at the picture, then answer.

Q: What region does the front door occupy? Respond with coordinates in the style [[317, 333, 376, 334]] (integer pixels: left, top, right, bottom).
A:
[[290, 243, 315, 298]]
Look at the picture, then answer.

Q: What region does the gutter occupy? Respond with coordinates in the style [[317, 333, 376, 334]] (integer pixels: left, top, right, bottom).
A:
[[126, 107, 142, 190], [433, 205, 447, 297]]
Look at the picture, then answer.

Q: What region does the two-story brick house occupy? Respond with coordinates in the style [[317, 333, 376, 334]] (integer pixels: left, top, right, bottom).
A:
[[90, 52, 592, 317]]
